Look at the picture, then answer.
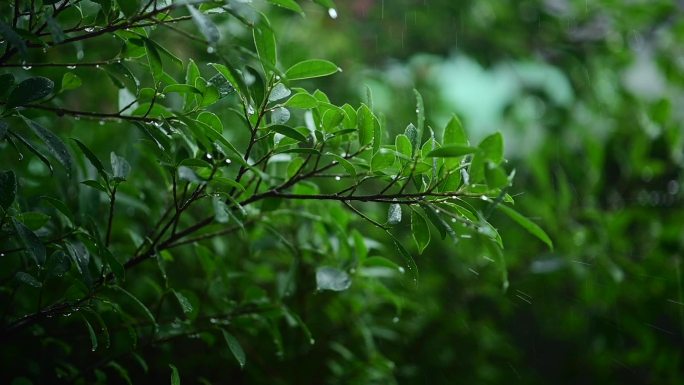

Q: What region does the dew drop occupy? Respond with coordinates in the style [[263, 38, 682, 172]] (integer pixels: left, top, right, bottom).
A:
[[392, 317, 399, 323], [451, 218, 457, 223], [206, 153, 213, 159], [451, 195, 458, 199], [67, 65, 76, 69], [225, 159, 232, 164], [42, 47, 48, 53], [434, 209, 440, 214], [334, 176, 341, 181], [480, 195, 489, 201], [207, 46, 216, 54], [309, 338, 316, 345], [0, 253, 4, 257], [22, 65, 32, 70], [328, 8, 338, 19], [275, 75, 281, 80], [98, 120, 105, 126], [247, 105, 255, 115], [95, 64, 100, 69], [398, 266, 405, 274], [84, 27, 95, 32], [74, 116, 81, 120]]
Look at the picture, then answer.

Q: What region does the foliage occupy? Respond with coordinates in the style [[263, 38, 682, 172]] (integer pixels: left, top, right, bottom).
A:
[[0, 1, 551, 384]]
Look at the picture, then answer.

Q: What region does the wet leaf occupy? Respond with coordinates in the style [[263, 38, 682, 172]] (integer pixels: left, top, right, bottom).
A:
[[12, 218, 46, 266], [221, 330, 246, 368], [285, 59, 340, 81], [497, 204, 553, 250], [7, 77, 54, 109]]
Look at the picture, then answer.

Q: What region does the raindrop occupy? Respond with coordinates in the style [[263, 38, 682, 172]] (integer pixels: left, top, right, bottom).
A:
[[247, 105, 255, 115], [225, 159, 232, 164], [451, 195, 458, 199], [309, 338, 316, 345], [98, 120, 105, 126], [334, 176, 341, 181], [434, 209, 440, 214], [22, 65, 32, 70], [415, 109, 419, 113], [398, 266, 405, 274], [42, 48, 47, 53], [95, 64, 100, 69], [332, 161, 338, 164], [84, 27, 95, 32], [392, 317, 400, 323], [328, 8, 338, 19], [74, 116, 81, 120], [0, 253, 4, 257], [451, 218, 457, 223], [206, 153, 213, 159], [66, 65, 76, 69], [207, 46, 216, 54], [275, 75, 281, 81], [480, 195, 489, 201]]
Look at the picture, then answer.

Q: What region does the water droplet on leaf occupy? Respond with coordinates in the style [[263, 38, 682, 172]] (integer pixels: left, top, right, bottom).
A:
[[328, 8, 338, 19]]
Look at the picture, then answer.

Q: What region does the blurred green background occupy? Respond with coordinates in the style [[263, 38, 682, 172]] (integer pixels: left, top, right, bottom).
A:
[[265, 0, 684, 383]]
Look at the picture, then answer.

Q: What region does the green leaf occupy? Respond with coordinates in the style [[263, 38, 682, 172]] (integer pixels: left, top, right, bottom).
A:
[[164, 84, 201, 95], [117, 0, 140, 18], [267, 0, 304, 13], [143, 39, 163, 83], [212, 195, 230, 224], [15, 271, 42, 288], [81, 180, 108, 193], [405, 123, 419, 155], [7, 77, 54, 109], [173, 290, 193, 314], [81, 315, 98, 352], [210, 62, 248, 100], [316, 267, 351, 291], [285, 59, 340, 81], [197, 111, 223, 133], [102, 247, 125, 282], [479, 132, 504, 164], [414, 89, 425, 141], [0, 20, 27, 58], [187, 5, 220, 45], [25, 119, 72, 172], [443, 115, 467, 145], [60, 72, 82, 92], [371, 150, 395, 173], [426, 145, 478, 158], [169, 364, 180, 385], [72, 139, 107, 179], [390, 237, 418, 284], [221, 330, 246, 368], [395, 134, 412, 159], [284, 92, 318, 108], [111, 286, 156, 324], [110, 152, 131, 181], [210, 177, 246, 193], [0, 170, 17, 210], [357, 104, 375, 146], [253, 21, 277, 70], [411, 209, 430, 254], [12, 218, 46, 266], [270, 125, 307, 142], [497, 204, 553, 250], [326, 153, 356, 179]]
